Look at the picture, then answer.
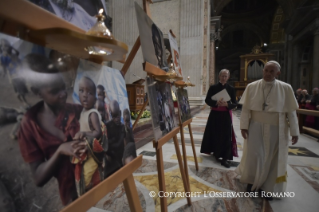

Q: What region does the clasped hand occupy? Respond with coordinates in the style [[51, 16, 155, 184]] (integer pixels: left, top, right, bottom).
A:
[[217, 98, 228, 107], [58, 132, 88, 159]]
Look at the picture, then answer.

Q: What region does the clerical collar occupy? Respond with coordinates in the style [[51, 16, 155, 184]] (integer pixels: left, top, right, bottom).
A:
[[219, 82, 227, 87], [262, 78, 276, 86]]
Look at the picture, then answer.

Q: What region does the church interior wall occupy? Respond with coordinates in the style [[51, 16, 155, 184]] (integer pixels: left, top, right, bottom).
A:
[[107, 0, 318, 100]]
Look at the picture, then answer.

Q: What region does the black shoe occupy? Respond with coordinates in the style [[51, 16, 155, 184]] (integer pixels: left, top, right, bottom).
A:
[[221, 160, 230, 168]]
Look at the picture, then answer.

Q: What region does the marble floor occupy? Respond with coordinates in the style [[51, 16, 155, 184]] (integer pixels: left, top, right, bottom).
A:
[[89, 108, 319, 212]]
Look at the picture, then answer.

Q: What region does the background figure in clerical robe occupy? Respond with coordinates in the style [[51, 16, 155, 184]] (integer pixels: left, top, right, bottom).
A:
[[200, 69, 238, 168], [105, 100, 125, 177]]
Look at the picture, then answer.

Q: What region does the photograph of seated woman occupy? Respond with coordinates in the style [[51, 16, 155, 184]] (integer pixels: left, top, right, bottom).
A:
[[151, 24, 168, 72]]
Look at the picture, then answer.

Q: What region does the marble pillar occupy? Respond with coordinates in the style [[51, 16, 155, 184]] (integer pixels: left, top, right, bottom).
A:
[[313, 28, 319, 88], [179, 0, 207, 105], [109, 0, 145, 84], [209, 38, 215, 86]]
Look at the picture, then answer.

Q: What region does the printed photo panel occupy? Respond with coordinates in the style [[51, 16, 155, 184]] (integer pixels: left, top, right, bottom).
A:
[[72, 60, 137, 194], [168, 31, 182, 77], [135, 2, 169, 72], [0, 32, 137, 210], [0, 32, 81, 210], [176, 88, 192, 123], [146, 76, 177, 140], [28, 0, 110, 31]]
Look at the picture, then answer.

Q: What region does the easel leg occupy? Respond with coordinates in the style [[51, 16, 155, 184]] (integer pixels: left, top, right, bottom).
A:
[[179, 124, 190, 188], [132, 99, 149, 131], [156, 147, 168, 212], [121, 37, 141, 76], [123, 174, 143, 212], [188, 123, 199, 171], [173, 135, 192, 206]]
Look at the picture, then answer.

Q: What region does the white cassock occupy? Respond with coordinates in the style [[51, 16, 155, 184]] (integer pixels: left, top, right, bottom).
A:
[[235, 79, 299, 193]]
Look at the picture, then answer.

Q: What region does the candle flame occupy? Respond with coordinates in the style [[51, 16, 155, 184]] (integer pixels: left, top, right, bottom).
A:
[[99, 8, 103, 14]]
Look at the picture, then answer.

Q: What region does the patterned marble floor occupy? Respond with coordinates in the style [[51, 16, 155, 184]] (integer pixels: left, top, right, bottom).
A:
[[88, 108, 319, 212]]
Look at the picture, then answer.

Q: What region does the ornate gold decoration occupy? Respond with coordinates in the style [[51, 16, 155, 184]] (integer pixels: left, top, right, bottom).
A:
[[86, 9, 114, 55], [251, 45, 263, 54]]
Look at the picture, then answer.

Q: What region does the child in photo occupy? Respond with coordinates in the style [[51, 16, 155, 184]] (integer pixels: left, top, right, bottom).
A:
[[97, 84, 110, 122], [72, 76, 107, 196], [95, 98, 107, 124], [18, 53, 84, 205], [105, 100, 125, 177]]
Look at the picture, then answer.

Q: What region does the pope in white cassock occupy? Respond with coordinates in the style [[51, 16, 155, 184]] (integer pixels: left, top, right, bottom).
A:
[[235, 60, 299, 199]]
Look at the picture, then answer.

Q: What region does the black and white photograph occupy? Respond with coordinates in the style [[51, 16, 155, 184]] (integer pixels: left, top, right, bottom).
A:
[[135, 2, 169, 72]]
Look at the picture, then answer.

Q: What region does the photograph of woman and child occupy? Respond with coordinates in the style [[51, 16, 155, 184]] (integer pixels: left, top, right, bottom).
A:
[[0, 34, 137, 210]]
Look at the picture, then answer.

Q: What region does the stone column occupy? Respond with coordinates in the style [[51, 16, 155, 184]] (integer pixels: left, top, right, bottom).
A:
[[180, 0, 205, 105], [109, 0, 144, 84], [313, 28, 319, 88], [209, 24, 216, 86]]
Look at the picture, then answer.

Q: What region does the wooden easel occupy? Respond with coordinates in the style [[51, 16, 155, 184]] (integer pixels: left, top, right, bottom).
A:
[[169, 31, 199, 177], [175, 93, 199, 175], [0, 1, 143, 212], [121, 1, 192, 211], [144, 62, 192, 212], [61, 156, 143, 212], [153, 128, 192, 212]]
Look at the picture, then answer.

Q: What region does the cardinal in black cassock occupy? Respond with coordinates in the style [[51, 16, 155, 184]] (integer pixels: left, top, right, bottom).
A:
[[200, 69, 238, 168]]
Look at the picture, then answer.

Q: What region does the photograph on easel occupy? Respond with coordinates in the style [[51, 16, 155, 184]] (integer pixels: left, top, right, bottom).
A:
[[0, 32, 137, 211], [146, 76, 177, 140], [168, 31, 182, 77], [135, 2, 169, 72], [176, 88, 191, 122], [72, 60, 137, 194]]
